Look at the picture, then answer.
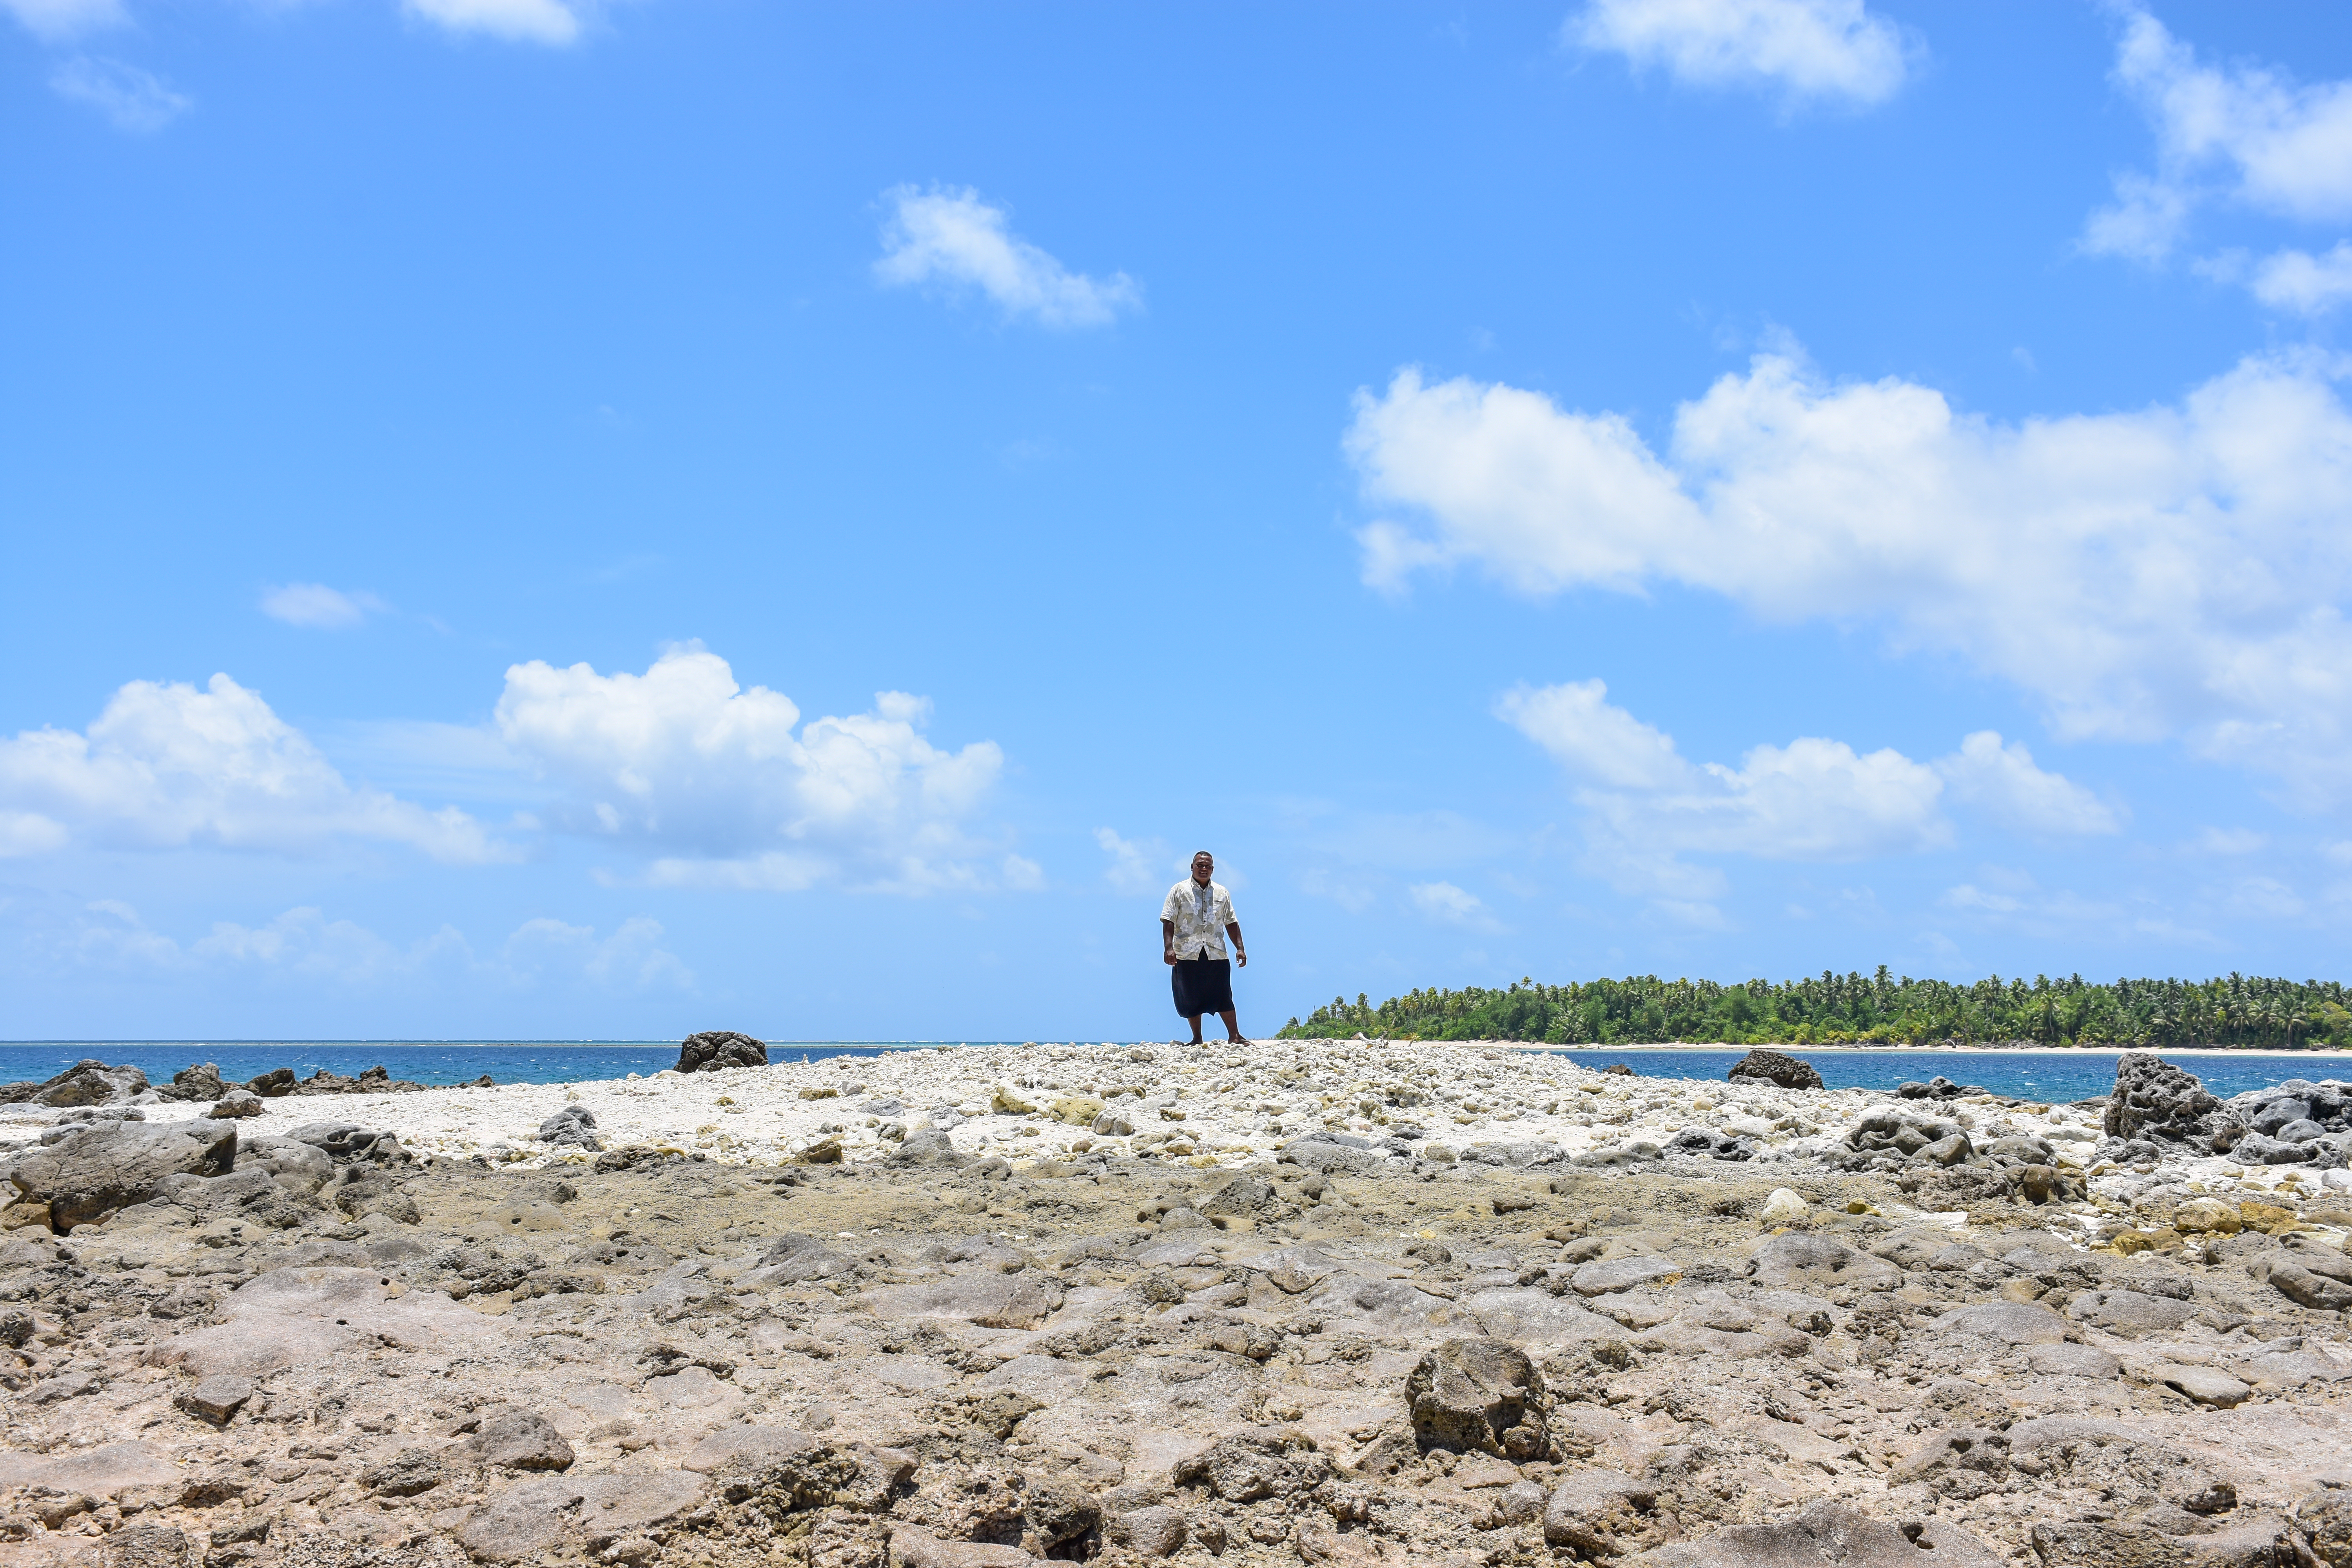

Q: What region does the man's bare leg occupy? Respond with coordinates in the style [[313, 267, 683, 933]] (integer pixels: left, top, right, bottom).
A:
[[1185, 1013, 1206, 1045], [1219, 1009, 1247, 1045]]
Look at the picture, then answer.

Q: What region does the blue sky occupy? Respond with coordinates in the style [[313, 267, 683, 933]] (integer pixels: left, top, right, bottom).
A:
[[7, 0, 2352, 1041]]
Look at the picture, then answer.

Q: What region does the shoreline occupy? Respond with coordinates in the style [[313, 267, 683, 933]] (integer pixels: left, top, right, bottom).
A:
[[7, 1037, 2346, 1058], [1496, 1041, 2352, 1058]]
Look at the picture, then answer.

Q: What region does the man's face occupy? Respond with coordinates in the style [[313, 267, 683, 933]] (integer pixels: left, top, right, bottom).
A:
[[1192, 854, 1213, 885]]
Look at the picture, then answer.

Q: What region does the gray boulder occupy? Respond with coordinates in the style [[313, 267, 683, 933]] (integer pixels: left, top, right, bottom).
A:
[[285, 1122, 399, 1162], [887, 1127, 967, 1166], [10, 1059, 152, 1108], [1280, 1134, 1387, 1175], [1726, 1049, 1824, 1091], [2257, 1259, 2352, 1312], [2106, 1052, 2239, 1145], [1404, 1337, 1548, 1459], [2, 1118, 238, 1231], [238, 1135, 334, 1196], [159, 1064, 225, 1103], [536, 1105, 600, 1150], [208, 1090, 265, 1119], [677, 1030, 767, 1073]]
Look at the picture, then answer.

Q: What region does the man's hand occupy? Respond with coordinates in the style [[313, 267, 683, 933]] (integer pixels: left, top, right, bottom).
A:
[[1165, 949, 1177, 966], [1235, 950, 1247, 968]]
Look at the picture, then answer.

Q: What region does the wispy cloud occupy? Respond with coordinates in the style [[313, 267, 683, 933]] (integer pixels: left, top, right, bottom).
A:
[[1410, 880, 1502, 931], [261, 583, 388, 630], [403, 0, 582, 45], [875, 185, 1140, 329], [2, 0, 124, 42], [51, 56, 189, 132], [1095, 827, 1170, 896], [27, 898, 693, 993]]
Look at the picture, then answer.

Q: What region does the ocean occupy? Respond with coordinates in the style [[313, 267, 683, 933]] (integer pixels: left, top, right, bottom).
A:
[[0, 1040, 2345, 1103]]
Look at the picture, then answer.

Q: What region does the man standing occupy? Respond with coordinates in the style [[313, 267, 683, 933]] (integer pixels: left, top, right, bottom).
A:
[[1162, 850, 1247, 1045]]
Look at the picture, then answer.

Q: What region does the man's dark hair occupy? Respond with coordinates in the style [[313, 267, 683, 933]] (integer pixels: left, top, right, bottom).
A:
[[1192, 850, 1214, 861]]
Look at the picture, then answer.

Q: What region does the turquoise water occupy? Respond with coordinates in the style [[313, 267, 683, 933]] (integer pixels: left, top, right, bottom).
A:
[[0, 1041, 2343, 1101], [0, 1041, 924, 1088]]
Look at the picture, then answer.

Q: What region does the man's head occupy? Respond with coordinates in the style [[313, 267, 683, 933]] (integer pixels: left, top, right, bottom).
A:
[[1191, 851, 1214, 885]]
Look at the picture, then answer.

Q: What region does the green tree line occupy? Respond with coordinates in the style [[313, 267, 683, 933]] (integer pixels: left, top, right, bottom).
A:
[[1278, 970, 2352, 1049]]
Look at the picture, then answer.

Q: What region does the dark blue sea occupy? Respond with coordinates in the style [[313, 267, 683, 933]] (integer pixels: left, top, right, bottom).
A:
[[0, 1042, 2342, 1103]]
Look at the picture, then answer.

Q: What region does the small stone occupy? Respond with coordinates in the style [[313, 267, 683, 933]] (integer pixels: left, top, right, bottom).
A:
[[2298, 1486, 2352, 1568], [1544, 1470, 1657, 1554], [2160, 1366, 2252, 1408], [176, 1374, 254, 1426], [1571, 1254, 1682, 1295], [2263, 1261, 2352, 1311], [98, 1522, 197, 1567], [361, 1447, 445, 1496], [991, 1085, 1036, 1115], [452, 1405, 575, 1471], [207, 1090, 265, 1119], [1759, 1188, 1808, 1225], [1105, 1506, 1186, 1557]]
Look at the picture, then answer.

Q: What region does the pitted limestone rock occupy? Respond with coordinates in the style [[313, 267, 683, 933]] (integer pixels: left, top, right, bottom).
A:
[[1405, 1337, 1548, 1459]]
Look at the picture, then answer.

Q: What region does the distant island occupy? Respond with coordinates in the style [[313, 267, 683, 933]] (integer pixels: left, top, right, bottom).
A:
[[1277, 969, 2352, 1050]]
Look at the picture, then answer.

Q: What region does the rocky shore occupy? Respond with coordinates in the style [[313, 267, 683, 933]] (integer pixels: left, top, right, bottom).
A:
[[0, 1041, 2348, 1567]]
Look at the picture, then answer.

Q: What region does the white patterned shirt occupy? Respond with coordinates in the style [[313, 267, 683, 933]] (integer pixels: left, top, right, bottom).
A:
[[1161, 878, 1236, 960]]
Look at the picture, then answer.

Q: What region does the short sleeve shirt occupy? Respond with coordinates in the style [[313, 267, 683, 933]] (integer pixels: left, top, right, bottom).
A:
[[1162, 878, 1236, 960]]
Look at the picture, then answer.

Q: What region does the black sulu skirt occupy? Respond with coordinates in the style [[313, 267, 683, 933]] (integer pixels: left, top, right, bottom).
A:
[[1171, 956, 1234, 1016]]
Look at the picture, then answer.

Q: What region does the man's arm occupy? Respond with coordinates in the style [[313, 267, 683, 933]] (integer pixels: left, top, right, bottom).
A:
[[1162, 918, 1177, 966], [1226, 921, 1246, 968]]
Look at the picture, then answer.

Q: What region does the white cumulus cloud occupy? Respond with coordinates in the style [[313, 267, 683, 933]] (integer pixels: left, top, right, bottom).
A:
[[1352, 349, 2352, 799], [261, 583, 387, 630], [0, 674, 506, 863], [2084, 8, 2352, 268], [493, 644, 1015, 893], [1493, 684, 2123, 912], [1568, 0, 1911, 109], [1500, 678, 1949, 918], [2248, 243, 2352, 315], [1933, 731, 2120, 837], [51, 56, 190, 132], [403, 0, 581, 45], [875, 185, 1140, 329]]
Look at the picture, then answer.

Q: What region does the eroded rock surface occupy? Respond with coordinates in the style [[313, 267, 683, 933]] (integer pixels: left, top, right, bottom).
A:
[[0, 1042, 2345, 1568]]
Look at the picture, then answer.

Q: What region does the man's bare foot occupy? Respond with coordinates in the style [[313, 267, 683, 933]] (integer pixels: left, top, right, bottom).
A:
[[1226, 1035, 1250, 1045]]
